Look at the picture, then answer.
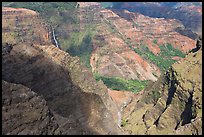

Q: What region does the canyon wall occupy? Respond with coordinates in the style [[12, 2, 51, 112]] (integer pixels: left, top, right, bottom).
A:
[[121, 38, 202, 135], [2, 7, 121, 135]]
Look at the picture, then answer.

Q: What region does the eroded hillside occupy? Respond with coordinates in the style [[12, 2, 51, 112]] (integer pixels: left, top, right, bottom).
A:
[[5, 2, 198, 94], [109, 2, 202, 36], [121, 38, 202, 135], [2, 3, 202, 135], [2, 7, 122, 135], [2, 7, 50, 45], [89, 8, 196, 81]]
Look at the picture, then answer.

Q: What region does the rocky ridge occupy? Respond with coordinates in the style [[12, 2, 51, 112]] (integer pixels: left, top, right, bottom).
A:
[[2, 7, 121, 135], [2, 80, 61, 135], [111, 2, 202, 36], [121, 38, 202, 135]]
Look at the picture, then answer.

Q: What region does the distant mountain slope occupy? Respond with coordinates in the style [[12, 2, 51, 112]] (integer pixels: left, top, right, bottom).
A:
[[3, 2, 80, 50], [76, 4, 196, 82], [104, 2, 202, 36], [2, 7, 51, 45]]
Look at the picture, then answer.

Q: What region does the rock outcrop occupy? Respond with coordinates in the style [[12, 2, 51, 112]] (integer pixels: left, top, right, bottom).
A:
[[121, 38, 202, 135], [2, 80, 61, 135], [2, 7, 51, 45], [2, 7, 121, 135]]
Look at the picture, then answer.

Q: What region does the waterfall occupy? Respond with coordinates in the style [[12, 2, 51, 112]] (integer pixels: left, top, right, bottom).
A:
[[117, 110, 122, 128], [117, 97, 132, 128], [51, 26, 59, 48]]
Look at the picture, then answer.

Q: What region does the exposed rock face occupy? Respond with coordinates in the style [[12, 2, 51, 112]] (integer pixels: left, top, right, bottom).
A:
[[2, 5, 202, 135], [121, 38, 202, 135], [2, 80, 61, 135], [101, 9, 196, 54], [2, 7, 121, 135], [77, 4, 196, 82], [2, 7, 51, 45]]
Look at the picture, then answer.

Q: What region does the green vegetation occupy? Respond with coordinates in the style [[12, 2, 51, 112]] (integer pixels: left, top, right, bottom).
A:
[[133, 48, 142, 55], [4, 2, 78, 22], [66, 30, 93, 68], [153, 39, 158, 45], [121, 118, 128, 127], [151, 90, 161, 101], [132, 22, 139, 28], [165, 43, 185, 58], [3, 2, 79, 43], [94, 73, 148, 93], [192, 2, 202, 6], [133, 43, 186, 72]]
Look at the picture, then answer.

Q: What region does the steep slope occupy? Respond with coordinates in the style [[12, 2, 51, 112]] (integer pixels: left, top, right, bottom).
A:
[[109, 2, 202, 36], [121, 38, 202, 135], [5, 2, 197, 94], [2, 7, 121, 135], [77, 4, 195, 82], [2, 2, 80, 52], [2, 80, 61, 135], [2, 7, 51, 45]]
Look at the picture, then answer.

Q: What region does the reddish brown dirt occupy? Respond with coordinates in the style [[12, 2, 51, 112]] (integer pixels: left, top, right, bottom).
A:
[[2, 7, 38, 15]]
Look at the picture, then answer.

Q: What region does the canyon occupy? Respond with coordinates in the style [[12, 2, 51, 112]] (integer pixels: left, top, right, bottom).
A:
[[72, 2, 197, 94], [109, 2, 202, 36], [121, 38, 202, 135], [2, 7, 122, 135], [2, 2, 202, 135]]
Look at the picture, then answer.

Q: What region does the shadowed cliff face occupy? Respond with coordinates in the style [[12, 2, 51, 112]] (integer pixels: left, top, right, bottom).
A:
[[2, 7, 121, 135], [121, 38, 202, 135], [2, 80, 61, 135], [2, 43, 121, 135]]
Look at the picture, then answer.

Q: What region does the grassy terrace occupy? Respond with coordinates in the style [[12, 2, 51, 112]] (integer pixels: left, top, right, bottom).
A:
[[133, 43, 185, 72], [94, 73, 148, 93]]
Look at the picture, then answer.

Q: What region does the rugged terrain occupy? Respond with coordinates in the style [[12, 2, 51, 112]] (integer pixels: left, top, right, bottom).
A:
[[2, 7, 50, 45], [2, 7, 122, 135], [2, 3, 202, 135], [109, 2, 202, 36], [75, 2, 196, 84], [4, 2, 198, 93], [120, 38, 202, 135], [2, 80, 61, 135]]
